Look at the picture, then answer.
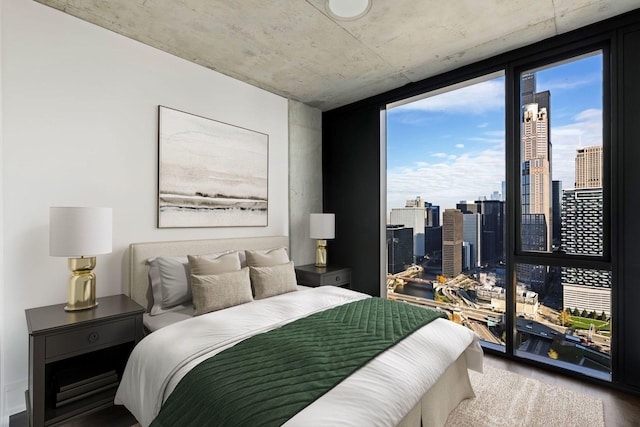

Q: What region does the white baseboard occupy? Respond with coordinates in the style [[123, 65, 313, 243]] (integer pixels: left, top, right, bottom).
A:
[[3, 379, 27, 423]]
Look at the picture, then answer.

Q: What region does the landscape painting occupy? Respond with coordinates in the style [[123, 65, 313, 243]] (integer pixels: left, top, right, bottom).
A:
[[158, 106, 268, 227]]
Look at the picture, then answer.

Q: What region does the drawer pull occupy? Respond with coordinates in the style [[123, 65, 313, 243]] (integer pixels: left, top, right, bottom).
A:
[[335, 276, 341, 282], [88, 331, 100, 343]]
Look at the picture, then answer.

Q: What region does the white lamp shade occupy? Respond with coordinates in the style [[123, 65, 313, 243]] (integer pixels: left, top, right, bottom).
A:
[[310, 213, 335, 239], [49, 207, 113, 257]]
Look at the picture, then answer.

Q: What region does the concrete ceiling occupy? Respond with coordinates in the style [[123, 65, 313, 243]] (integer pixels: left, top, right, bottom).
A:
[[35, 0, 640, 111]]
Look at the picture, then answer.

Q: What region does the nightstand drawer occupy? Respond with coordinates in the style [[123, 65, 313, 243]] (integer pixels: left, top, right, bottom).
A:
[[45, 318, 136, 360], [319, 270, 351, 286], [295, 265, 352, 288]]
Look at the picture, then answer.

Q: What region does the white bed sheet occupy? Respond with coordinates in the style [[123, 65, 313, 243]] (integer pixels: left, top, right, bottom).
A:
[[116, 286, 482, 427], [142, 284, 313, 332]]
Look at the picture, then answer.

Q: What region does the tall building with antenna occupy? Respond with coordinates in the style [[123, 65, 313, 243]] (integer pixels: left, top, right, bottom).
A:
[[519, 73, 552, 291], [521, 73, 552, 252]]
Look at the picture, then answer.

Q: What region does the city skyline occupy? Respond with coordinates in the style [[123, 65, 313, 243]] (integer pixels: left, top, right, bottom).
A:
[[386, 53, 603, 215]]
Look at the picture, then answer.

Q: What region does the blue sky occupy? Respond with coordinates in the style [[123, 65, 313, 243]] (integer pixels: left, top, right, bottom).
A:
[[386, 52, 603, 217]]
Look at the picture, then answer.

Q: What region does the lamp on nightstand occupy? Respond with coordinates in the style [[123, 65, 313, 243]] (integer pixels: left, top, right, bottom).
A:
[[310, 213, 335, 268], [49, 207, 112, 311]]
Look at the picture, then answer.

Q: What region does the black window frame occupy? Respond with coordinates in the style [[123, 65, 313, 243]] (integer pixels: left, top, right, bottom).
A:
[[504, 38, 615, 372]]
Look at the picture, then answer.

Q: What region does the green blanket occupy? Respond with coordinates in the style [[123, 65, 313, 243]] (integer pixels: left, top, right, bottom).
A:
[[151, 297, 446, 427]]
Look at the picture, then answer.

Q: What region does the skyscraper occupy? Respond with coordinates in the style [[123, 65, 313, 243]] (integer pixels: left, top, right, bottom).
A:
[[390, 207, 425, 257], [575, 145, 603, 188], [561, 146, 609, 315], [521, 74, 552, 252], [426, 203, 440, 227], [405, 196, 425, 208], [478, 200, 505, 265], [552, 180, 562, 249], [424, 226, 442, 257], [561, 188, 610, 315], [456, 201, 478, 214], [518, 74, 552, 293], [386, 225, 414, 274], [462, 213, 481, 269], [442, 209, 463, 277]]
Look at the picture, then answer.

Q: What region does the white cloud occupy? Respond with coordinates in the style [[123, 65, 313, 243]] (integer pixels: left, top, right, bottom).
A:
[[538, 72, 600, 92], [484, 130, 505, 138], [478, 122, 489, 128], [432, 152, 457, 160], [574, 108, 601, 122], [386, 108, 602, 214], [468, 136, 503, 145], [455, 144, 464, 149], [387, 147, 505, 215], [390, 80, 504, 115]]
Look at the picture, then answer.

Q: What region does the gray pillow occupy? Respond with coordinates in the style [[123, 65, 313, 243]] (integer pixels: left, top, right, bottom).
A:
[[147, 251, 235, 316], [147, 256, 190, 315], [249, 261, 298, 300], [191, 267, 253, 316], [187, 252, 241, 276], [244, 247, 289, 267]]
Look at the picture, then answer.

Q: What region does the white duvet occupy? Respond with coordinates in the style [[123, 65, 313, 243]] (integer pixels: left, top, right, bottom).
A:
[[115, 286, 483, 427]]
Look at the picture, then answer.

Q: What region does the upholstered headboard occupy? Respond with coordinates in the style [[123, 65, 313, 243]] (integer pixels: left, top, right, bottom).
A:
[[127, 236, 289, 311]]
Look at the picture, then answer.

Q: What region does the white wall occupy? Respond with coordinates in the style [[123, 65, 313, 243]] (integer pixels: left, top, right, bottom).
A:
[[0, 0, 5, 423], [1, 0, 289, 421]]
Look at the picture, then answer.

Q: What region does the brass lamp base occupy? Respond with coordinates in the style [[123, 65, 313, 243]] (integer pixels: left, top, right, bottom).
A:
[[315, 239, 328, 268], [65, 257, 99, 312]]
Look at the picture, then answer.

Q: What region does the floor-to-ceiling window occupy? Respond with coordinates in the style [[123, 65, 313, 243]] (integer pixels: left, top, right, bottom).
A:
[[324, 10, 640, 395], [385, 49, 611, 382], [385, 72, 508, 350], [513, 50, 610, 380]]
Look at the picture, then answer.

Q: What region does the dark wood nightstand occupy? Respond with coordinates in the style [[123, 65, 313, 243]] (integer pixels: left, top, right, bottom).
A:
[[25, 294, 144, 427], [295, 264, 351, 289]]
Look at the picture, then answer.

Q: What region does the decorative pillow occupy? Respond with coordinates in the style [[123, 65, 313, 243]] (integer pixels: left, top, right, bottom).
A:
[[191, 268, 253, 316], [147, 256, 190, 316], [244, 247, 289, 267], [187, 252, 241, 276], [249, 261, 298, 300]]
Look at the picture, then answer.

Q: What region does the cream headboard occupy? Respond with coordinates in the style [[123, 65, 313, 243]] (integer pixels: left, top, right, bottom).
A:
[[127, 236, 289, 311]]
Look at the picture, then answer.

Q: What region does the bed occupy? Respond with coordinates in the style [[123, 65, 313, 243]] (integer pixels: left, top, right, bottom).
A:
[[115, 236, 483, 427]]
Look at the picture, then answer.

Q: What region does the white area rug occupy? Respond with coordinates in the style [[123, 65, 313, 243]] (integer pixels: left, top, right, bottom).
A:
[[445, 364, 605, 427]]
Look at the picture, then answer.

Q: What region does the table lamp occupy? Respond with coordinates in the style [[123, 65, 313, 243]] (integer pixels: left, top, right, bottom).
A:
[[49, 207, 112, 311], [310, 213, 335, 268]]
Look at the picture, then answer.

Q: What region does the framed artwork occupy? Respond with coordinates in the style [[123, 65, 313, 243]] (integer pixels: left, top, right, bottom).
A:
[[158, 106, 269, 228]]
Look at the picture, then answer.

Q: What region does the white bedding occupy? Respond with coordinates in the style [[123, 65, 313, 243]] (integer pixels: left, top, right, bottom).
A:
[[141, 284, 314, 332], [116, 286, 482, 427]]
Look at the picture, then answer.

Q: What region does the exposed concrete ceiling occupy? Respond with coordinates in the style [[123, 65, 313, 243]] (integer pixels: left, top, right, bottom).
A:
[[35, 0, 640, 111]]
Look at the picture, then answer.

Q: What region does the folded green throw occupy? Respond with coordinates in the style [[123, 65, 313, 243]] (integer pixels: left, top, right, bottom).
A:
[[151, 297, 446, 427]]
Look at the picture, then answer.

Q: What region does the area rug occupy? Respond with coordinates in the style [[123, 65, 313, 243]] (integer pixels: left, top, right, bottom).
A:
[[445, 364, 605, 427]]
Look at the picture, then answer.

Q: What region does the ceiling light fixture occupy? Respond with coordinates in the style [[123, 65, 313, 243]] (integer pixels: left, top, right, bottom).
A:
[[326, 0, 372, 21]]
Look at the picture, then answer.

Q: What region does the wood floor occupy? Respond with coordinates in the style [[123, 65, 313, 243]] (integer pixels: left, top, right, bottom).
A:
[[10, 353, 640, 426]]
